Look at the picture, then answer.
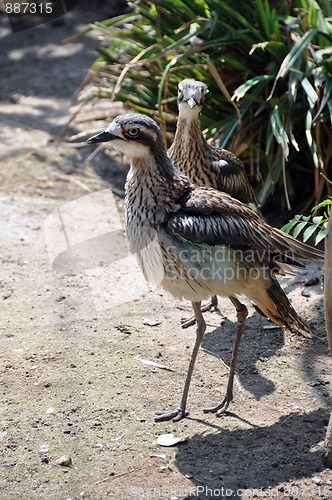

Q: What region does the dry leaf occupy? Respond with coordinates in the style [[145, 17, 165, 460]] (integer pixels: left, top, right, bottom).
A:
[[156, 433, 187, 447], [134, 357, 174, 372]]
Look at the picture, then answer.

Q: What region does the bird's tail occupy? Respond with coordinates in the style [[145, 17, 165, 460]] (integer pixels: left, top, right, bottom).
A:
[[249, 277, 315, 339]]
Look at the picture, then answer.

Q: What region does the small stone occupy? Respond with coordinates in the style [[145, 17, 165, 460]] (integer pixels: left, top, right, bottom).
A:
[[143, 318, 161, 327], [55, 455, 72, 467], [39, 443, 49, 453], [10, 93, 21, 104]]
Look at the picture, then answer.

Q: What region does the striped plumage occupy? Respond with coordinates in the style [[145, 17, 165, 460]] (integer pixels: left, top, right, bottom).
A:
[[168, 79, 259, 207], [87, 113, 323, 422]]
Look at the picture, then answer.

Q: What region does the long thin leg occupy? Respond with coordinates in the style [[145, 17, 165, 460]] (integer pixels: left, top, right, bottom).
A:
[[204, 300, 248, 415], [155, 301, 206, 422]]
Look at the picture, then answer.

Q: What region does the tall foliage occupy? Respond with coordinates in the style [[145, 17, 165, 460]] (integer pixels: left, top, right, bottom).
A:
[[73, 0, 332, 220]]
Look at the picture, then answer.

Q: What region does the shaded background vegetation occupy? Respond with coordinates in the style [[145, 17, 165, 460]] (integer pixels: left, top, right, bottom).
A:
[[71, 0, 332, 224]]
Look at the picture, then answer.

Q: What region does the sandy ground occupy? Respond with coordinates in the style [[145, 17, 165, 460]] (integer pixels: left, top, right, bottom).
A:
[[1, 5, 332, 500]]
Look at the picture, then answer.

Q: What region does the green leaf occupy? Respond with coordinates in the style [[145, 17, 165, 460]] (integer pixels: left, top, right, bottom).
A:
[[233, 75, 273, 101], [312, 215, 324, 224], [303, 224, 319, 242], [301, 77, 319, 108], [292, 220, 309, 238], [312, 197, 332, 212], [305, 109, 323, 168], [281, 217, 302, 233], [269, 29, 318, 98], [315, 229, 327, 245], [270, 105, 289, 159]]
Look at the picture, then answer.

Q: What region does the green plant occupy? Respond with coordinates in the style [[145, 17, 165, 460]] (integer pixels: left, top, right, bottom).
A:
[[71, 0, 332, 219], [282, 195, 332, 244]]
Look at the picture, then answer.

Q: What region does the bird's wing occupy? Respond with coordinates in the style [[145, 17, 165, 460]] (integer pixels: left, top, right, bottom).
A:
[[210, 146, 260, 207], [167, 186, 324, 262]]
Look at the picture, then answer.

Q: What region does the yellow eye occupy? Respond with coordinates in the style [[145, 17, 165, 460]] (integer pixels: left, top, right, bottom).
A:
[[127, 127, 140, 138]]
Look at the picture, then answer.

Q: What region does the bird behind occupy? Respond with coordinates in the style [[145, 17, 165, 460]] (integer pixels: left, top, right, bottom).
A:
[[168, 78, 259, 208]]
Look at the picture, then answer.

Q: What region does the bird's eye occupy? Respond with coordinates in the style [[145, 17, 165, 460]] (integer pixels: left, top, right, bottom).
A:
[[178, 90, 183, 99], [127, 127, 140, 138]]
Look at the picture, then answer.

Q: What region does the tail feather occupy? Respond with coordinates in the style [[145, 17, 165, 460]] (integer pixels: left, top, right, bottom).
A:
[[273, 227, 324, 262], [251, 277, 315, 339]]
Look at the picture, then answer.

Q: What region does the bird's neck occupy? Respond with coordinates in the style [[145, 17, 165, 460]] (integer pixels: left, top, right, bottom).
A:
[[169, 114, 209, 185], [125, 147, 190, 219], [128, 144, 176, 183], [173, 113, 207, 149]]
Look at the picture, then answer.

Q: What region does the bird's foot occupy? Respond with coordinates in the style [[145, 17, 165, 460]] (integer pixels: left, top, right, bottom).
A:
[[201, 295, 219, 313], [181, 316, 196, 329], [203, 394, 232, 416], [155, 407, 187, 422], [181, 296, 219, 329]]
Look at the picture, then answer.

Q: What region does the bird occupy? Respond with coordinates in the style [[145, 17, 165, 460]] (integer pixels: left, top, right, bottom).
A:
[[87, 113, 324, 423], [168, 79, 260, 327], [168, 78, 259, 207]]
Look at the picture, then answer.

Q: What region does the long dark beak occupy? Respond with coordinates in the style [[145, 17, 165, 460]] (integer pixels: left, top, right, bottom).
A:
[[87, 130, 114, 144]]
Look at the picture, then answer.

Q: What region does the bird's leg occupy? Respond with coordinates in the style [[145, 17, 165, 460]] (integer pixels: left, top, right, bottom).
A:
[[181, 295, 219, 329], [155, 301, 206, 422], [203, 298, 248, 416]]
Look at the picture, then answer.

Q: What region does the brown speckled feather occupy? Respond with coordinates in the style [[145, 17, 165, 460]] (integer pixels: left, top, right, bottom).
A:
[[167, 185, 323, 263]]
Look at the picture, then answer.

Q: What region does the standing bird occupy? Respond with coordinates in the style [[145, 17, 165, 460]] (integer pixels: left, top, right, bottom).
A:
[[168, 79, 259, 206], [169, 79, 260, 326], [87, 113, 323, 422]]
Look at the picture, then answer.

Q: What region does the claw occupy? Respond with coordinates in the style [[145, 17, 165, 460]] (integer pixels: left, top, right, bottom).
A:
[[201, 295, 219, 313], [181, 316, 196, 329], [155, 407, 187, 422], [203, 395, 232, 416], [181, 296, 219, 329]]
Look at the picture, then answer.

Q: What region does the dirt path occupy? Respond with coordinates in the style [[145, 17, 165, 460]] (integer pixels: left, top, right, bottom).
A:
[[1, 7, 332, 500]]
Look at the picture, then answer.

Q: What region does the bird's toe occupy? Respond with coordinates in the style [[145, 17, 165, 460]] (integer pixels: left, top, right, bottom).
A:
[[203, 396, 232, 416], [155, 407, 187, 422], [181, 316, 196, 329]]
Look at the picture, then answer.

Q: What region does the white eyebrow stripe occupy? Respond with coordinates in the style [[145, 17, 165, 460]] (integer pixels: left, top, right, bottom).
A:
[[127, 122, 143, 129], [106, 122, 123, 137]]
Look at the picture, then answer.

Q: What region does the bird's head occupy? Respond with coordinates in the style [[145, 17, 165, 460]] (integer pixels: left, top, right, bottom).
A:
[[87, 113, 165, 160], [177, 79, 209, 117]]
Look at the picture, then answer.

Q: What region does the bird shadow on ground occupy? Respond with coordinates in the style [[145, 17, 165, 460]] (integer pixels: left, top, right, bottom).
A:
[[201, 314, 284, 402], [175, 408, 329, 499]]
